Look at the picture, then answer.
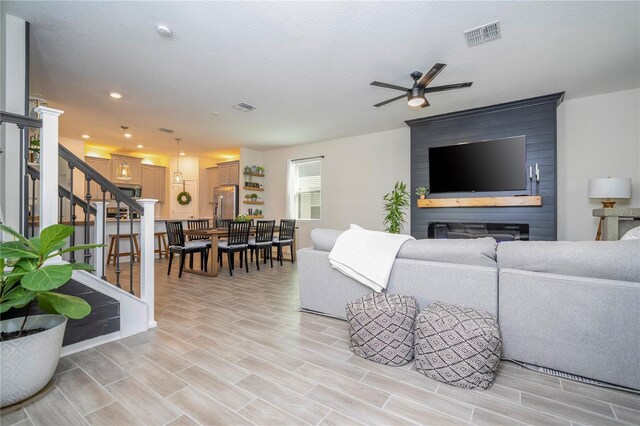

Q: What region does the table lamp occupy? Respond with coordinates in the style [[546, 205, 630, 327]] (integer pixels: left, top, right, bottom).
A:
[[588, 177, 631, 208], [588, 177, 632, 240]]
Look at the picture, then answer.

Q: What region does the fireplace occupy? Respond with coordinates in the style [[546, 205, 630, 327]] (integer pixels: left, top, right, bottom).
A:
[[428, 222, 529, 242]]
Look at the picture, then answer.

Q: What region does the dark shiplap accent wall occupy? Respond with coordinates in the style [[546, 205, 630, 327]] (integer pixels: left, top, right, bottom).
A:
[[407, 93, 564, 241]]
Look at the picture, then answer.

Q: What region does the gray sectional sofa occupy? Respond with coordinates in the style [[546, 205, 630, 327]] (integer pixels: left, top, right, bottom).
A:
[[297, 229, 640, 390]]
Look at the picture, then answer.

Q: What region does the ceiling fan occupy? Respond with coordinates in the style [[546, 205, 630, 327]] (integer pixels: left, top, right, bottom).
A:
[[371, 63, 473, 108]]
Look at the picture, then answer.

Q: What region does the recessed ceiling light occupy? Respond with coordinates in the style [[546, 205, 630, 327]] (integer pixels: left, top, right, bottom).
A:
[[81, 134, 90, 139], [211, 111, 220, 116], [136, 144, 144, 148], [179, 152, 186, 156], [109, 92, 122, 99], [124, 133, 132, 138], [156, 25, 173, 38]]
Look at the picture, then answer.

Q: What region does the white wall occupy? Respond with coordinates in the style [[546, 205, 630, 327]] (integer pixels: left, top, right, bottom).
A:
[[0, 14, 27, 230], [262, 127, 411, 249], [557, 88, 640, 241]]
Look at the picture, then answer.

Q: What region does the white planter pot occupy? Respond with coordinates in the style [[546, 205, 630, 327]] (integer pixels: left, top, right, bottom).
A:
[[1, 314, 67, 408]]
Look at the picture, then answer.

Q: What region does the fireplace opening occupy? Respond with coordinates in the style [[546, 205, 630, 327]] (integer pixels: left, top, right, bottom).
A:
[[428, 222, 529, 242]]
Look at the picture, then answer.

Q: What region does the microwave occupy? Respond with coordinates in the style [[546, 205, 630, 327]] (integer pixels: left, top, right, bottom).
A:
[[111, 185, 142, 199]]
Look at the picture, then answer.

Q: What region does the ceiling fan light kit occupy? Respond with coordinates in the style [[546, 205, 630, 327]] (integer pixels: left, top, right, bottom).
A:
[[371, 63, 472, 108], [408, 86, 426, 107]]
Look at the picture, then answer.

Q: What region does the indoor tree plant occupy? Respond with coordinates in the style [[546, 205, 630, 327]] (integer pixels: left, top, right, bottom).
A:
[[1, 224, 100, 408], [383, 181, 410, 234]]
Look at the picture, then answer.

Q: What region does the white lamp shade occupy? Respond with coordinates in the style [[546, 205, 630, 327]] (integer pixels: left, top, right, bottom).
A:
[[588, 177, 631, 199]]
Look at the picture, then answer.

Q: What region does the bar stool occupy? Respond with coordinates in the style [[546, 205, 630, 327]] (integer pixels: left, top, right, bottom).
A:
[[107, 233, 140, 264], [154, 231, 169, 259]]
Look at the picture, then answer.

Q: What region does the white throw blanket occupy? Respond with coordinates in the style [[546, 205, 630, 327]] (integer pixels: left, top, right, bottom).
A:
[[328, 224, 415, 292]]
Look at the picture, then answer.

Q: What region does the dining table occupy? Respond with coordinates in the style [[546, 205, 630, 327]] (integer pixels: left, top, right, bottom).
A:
[[182, 226, 297, 277]]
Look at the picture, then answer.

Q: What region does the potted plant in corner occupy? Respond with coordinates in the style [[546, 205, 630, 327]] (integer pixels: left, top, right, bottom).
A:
[[415, 186, 429, 199], [1, 224, 101, 408], [383, 181, 410, 234]]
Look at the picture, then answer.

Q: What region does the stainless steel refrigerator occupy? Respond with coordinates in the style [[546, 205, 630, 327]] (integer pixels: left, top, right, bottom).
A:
[[213, 185, 239, 224]]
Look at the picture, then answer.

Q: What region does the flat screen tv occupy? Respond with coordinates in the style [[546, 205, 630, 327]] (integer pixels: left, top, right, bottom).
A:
[[428, 136, 526, 193]]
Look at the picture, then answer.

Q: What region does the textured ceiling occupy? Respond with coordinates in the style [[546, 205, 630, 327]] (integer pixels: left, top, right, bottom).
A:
[[3, 1, 639, 159]]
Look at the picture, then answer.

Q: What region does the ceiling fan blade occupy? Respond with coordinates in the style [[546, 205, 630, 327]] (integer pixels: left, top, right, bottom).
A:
[[420, 98, 430, 108], [370, 81, 410, 92], [423, 82, 473, 93], [374, 94, 407, 107], [418, 63, 446, 88]]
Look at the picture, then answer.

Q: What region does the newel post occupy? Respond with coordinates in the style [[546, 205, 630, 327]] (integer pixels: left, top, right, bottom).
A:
[[137, 199, 157, 328], [33, 106, 64, 230]]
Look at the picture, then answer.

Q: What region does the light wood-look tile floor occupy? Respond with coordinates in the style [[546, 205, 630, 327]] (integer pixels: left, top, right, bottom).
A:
[[3, 258, 639, 426]]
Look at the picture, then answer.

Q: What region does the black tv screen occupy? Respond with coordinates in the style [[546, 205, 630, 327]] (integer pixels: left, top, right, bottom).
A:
[[429, 136, 526, 193]]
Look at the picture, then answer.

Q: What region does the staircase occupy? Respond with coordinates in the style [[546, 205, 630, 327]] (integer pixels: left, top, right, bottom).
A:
[[1, 108, 156, 354]]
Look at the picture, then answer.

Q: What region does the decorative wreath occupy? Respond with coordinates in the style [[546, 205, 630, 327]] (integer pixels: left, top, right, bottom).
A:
[[177, 191, 192, 205]]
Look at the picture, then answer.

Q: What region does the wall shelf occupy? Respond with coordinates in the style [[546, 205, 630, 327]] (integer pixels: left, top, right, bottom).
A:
[[243, 200, 264, 205], [417, 195, 542, 208], [247, 215, 264, 219], [243, 187, 264, 191], [243, 172, 265, 177]]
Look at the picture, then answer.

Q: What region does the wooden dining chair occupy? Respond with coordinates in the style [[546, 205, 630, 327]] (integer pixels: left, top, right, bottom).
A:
[[218, 221, 251, 276], [272, 219, 296, 266], [165, 221, 209, 278], [187, 219, 211, 269], [248, 220, 275, 270]]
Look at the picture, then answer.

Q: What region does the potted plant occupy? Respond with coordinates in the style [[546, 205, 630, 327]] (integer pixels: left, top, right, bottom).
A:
[[243, 166, 252, 175], [1, 224, 101, 408], [383, 181, 410, 234], [415, 186, 429, 199], [250, 193, 258, 201], [256, 166, 265, 175], [244, 194, 252, 200], [235, 215, 251, 222]]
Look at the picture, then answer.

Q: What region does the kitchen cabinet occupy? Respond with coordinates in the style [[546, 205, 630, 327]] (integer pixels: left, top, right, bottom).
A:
[[142, 164, 166, 203], [205, 166, 218, 205], [217, 160, 239, 185], [110, 154, 143, 185], [84, 156, 111, 200]]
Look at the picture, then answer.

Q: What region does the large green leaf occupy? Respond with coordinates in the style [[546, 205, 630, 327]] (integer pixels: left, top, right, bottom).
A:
[[55, 243, 105, 258], [37, 292, 91, 319], [20, 264, 73, 291], [38, 225, 75, 257], [0, 241, 39, 259], [0, 287, 36, 312], [69, 262, 95, 272], [0, 224, 32, 246]]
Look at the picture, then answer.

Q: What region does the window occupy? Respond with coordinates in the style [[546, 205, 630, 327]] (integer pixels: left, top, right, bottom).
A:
[[289, 157, 321, 220]]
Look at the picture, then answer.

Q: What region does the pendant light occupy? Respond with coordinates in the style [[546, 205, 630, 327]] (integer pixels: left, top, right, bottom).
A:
[[172, 138, 184, 185], [115, 125, 133, 180]]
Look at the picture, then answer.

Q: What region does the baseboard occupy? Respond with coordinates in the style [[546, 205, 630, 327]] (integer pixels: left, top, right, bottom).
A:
[[60, 331, 121, 357]]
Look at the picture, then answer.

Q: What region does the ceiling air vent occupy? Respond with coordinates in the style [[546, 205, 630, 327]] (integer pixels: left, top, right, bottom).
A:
[[464, 21, 501, 47], [158, 127, 175, 133], [232, 103, 256, 112]]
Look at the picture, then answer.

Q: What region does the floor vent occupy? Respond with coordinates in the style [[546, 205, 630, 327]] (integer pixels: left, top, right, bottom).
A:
[[232, 103, 256, 112], [464, 21, 501, 47]]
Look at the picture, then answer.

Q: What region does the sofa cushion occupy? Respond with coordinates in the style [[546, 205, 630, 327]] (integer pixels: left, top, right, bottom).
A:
[[397, 237, 497, 267], [311, 228, 344, 251], [497, 240, 640, 283]]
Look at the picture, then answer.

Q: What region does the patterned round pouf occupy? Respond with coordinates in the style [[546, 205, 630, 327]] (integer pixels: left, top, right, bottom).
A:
[[414, 302, 502, 390], [346, 293, 418, 366]]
